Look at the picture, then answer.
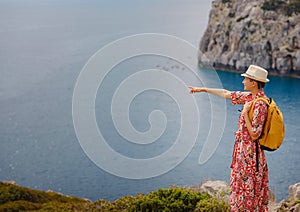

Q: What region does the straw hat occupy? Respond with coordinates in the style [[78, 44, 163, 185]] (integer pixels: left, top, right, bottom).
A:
[[241, 65, 269, 83]]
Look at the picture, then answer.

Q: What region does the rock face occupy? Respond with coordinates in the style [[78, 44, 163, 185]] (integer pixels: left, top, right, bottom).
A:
[[277, 182, 300, 211], [198, 180, 230, 196], [191, 180, 231, 202], [198, 0, 300, 77]]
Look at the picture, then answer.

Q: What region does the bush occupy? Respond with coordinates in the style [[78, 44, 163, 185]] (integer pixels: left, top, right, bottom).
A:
[[0, 182, 85, 205], [261, 0, 285, 11], [282, 0, 300, 16], [0, 182, 90, 211], [0, 200, 41, 211], [131, 187, 224, 212], [195, 197, 230, 212], [262, 0, 300, 16], [112, 196, 137, 211], [39, 201, 89, 211], [0, 182, 50, 204]]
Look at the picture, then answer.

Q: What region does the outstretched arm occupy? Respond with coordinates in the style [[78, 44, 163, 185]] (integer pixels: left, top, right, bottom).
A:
[[188, 86, 232, 99]]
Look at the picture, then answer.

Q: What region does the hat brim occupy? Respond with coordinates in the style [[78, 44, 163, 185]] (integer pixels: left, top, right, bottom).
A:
[[241, 73, 269, 83]]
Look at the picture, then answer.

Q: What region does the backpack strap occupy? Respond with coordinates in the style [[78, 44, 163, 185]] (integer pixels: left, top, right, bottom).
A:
[[249, 97, 270, 124], [252, 97, 270, 108], [250, 97, 270, 172], [256, 141, 259, 172]]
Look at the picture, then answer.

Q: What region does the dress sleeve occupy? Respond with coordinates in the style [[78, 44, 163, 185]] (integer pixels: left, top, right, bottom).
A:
[[231, 91, 251, 105], [251, 100, 268, 138]]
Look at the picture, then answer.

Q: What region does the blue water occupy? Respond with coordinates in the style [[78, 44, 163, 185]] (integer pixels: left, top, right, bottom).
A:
[[1, 0, 299, 202]]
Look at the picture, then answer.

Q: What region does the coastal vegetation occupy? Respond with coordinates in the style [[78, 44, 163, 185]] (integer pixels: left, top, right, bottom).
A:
[[261, 0, 300, 16], [0, 182, 230, 211], [222, 0, 300, 15]]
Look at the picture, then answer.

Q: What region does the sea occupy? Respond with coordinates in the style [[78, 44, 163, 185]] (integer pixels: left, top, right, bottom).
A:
[[0, 0, 299, 202]]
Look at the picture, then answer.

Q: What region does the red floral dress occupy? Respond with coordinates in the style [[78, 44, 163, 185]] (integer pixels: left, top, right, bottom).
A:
[[230, 91, 269, 211]]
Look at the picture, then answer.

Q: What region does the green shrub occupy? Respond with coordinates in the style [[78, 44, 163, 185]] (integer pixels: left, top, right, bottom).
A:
[[131, 187, 214, 212], [0, 182, 49, 204], [262, 0, 285, 11], [262, 0, 300, 16], [0, 200, 41, 211], [112, 196, 137, 211], [39, 201, 88, 211], [282, 0, 300, 16], [0, 182, 90, 211], [0, 182, 87, 205], [195, 197, 230, 212]]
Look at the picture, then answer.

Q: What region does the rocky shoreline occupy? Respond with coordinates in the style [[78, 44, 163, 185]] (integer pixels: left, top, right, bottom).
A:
[[189, 180, 300, 211], [198, 0, 300, 78], [1, 180, 299, 211]]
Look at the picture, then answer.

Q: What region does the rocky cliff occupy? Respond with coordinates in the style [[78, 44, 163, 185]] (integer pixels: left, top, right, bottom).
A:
[[198, 0, 300, 77]]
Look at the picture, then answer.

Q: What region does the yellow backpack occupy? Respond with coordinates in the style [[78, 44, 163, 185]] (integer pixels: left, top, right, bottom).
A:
[[249, 97, 285, 151]]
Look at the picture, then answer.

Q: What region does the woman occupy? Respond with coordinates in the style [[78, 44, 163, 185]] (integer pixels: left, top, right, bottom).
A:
[[188, 65, 269, 211]]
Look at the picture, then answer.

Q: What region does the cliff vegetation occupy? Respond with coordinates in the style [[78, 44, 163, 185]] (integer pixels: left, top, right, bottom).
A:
[[262, 0, 300, 16]]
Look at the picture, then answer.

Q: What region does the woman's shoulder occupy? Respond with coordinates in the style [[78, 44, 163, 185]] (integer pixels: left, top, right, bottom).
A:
[[253, 97, 269, 109]]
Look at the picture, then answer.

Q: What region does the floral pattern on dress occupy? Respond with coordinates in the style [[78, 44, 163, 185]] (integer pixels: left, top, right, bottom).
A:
[[230, 91, 269, 212]]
